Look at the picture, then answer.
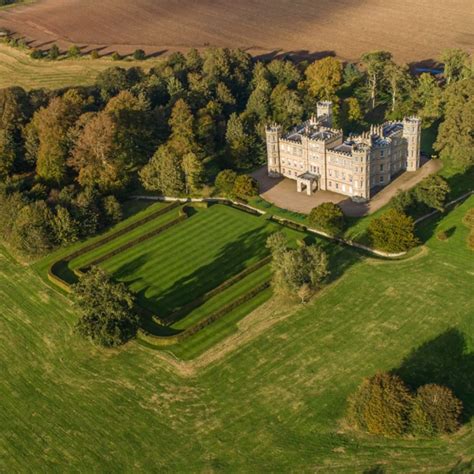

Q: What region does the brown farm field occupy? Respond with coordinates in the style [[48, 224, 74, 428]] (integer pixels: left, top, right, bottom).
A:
[[0, 0, 473, 63]]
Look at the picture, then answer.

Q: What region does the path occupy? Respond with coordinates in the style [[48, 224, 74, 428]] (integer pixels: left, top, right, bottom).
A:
[[252, 158, 443, 217]]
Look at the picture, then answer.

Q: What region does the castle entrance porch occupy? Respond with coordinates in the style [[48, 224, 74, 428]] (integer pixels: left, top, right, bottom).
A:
[[296, 172, 319, 196]]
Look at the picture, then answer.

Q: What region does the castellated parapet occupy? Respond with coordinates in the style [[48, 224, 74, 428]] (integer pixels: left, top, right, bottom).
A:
[[265, 102, 421, 201]]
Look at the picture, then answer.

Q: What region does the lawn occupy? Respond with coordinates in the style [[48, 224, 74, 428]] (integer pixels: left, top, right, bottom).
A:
[[46, 201, 311, 353], [1, 196, 472, 472]]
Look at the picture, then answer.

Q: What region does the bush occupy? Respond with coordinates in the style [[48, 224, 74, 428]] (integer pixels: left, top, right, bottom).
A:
[[410, 384, 463, 436], [232, 175, 259, 199], [347, 373, 413, 437], [215, 169, 237, 196], [67, 45, 81, 58], [368, 209, 418, 252], [90, 50, 100, 60], [111, 52, 121, 61], [30, 49, 44, 60], [436, 230, 448, 241], [414, 175, 450, 212], [73, 267, 138, 347], [462, 208, 474, 228], [133, 49, 146, 60], [308, 202, 345, 236], [102, 195, 122, 225], [48, 44, 60, 60]]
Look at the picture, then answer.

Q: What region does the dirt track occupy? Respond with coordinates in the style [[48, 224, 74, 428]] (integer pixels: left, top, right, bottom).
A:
[[0, 0, 472, 62]]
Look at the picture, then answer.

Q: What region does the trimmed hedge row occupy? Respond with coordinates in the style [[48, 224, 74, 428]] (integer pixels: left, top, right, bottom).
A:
[[163, 255, 272, 323], [48, 202, 182, 290], [80, 212, 188, 269], [139, 280, 271, 346], [270, 215, 308, 232]]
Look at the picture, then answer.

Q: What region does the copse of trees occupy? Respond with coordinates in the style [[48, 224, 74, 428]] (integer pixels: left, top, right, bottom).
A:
[[266, 232, 329, 302], [73, 266, 138, 347], [347, 372, 463, 438]]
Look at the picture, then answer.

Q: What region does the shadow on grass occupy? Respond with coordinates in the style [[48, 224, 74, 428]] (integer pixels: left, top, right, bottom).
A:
[[395, 328, 474, 421]]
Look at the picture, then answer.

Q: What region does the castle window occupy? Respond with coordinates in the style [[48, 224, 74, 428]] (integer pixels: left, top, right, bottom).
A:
[[329, 181, 332, 187], [380, 164, 384, 171], [380, 150, 384, 157], [335, 183, 339, 189], [380, 176, 384, 183]]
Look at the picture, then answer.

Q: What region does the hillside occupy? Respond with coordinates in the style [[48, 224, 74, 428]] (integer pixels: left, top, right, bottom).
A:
[[0, 0, 472, 62]]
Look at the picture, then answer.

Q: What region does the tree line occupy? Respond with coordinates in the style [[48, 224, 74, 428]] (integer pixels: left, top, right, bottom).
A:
[[0, 47, 472, 256]]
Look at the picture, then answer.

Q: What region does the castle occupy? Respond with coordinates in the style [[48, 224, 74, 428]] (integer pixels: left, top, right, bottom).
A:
[[265, 102, 421, 202]]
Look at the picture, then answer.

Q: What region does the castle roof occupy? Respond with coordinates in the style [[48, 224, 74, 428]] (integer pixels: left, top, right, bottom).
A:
[[282, 120, 339, 143]]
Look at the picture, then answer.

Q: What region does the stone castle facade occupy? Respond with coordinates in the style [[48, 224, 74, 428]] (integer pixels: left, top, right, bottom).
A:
[[265, 101, 421, 201]]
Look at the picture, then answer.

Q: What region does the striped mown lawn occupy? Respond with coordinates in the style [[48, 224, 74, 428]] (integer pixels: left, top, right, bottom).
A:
[[99, 204, 291, 317]]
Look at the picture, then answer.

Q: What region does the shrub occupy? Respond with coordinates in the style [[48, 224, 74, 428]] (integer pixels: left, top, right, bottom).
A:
[[30, 49, 44, 60], [90, 50, 100, 60], [462, 208, 474, 228], [368, 209, 418, 252], [409, 384, 463, 436], [48, 44, 60, 60], [436, 230, 448, 241], [232, 175, 259, 199], [414, 175, 450, 212], [215, 169, 237, 196], [133, 49, 146, 60], [111, 52, 121, 61], [391, 189, 416, 213], [308, 202, 345, 236], [67, 45, 81, 58], [73, 267, 138, 347], [102, 195, 123, 225], [347, 372, 413, 437]]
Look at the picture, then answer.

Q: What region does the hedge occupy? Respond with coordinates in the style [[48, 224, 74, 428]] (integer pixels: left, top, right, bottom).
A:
[[163, 255, 272, 323], [139, 280, 271, 346], [270, 215, 307, 232]]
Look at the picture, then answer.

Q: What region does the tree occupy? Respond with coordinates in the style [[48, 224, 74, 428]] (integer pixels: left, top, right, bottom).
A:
[[439, 49, 471, 84], [182, 152, 204, 194], [267, 59, 301, 87], [267, 234, 329, 299], [0, 190, 26, 242], [368, 209, 418, 252], [102, 195, 123, 225], [0, 128, 16, 177], [411, 73, 442, 127], [305, 57, 343, 100], [215, 169, 237, 195], [384, 62, 412, 115], [232, 174, 258, 198], [133, 49, 146, 60], [168, 99, 199, 157], [73, 187, 102, 237], [270, 84, 303, 129], [414, 175, 450, 211], [90, 50, 100, 60], [391, 189, 416, 214], [112, 52, 121, 61], [68, 112, 127, 192], [434, 78, 474, 170], [48, 44, 60, 60], [53, 205, 79, 245], [308, 202, 345, 236], [347, 373, 414, 437], [30, 49, 44, 60], [139, 145, 185, 195], [225, 113, 253, 169], [73, 267, 138, 347], [68, 45, 81, 58], [360, 51, 393, 108], [11, 201, 56, 255], [30, 90, 89, 184], [409, 384, 463, 436], [341, 97, 363, 129]]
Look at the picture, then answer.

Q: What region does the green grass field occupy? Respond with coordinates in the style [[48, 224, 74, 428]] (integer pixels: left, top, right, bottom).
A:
[[1, 194, 472, 471]]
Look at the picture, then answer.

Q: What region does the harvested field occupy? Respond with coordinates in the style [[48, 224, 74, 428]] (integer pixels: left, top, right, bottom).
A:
[[0, 0, 472, 63]]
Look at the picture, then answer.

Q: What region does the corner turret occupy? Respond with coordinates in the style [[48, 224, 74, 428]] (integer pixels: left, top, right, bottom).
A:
[[265, 123, 282, 177], [403, 117, 422, 171]]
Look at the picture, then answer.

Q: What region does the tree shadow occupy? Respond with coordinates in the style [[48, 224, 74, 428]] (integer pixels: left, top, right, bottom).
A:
[[394, 328, 474, 421], [252, 49, 336, 63]]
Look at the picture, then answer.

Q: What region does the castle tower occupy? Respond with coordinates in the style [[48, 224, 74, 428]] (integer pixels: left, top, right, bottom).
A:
[[403, 117, 422, 172], [317, 101, 333, 128], [352, 143, 371, 201], [265, 124, 282, 177]]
